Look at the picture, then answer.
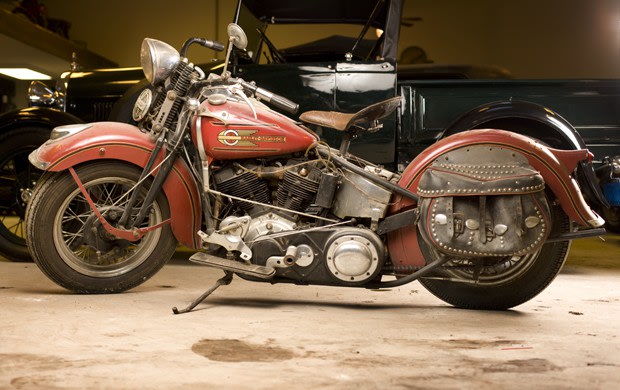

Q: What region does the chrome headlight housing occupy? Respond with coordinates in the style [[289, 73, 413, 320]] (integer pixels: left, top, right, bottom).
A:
[[140, 38, 180, 85]]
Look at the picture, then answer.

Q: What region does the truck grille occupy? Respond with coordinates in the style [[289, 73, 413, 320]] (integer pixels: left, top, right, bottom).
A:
[[92, 102, 115, 121]]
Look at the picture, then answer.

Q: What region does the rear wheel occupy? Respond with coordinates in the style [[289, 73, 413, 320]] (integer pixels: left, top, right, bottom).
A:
[[419, 202, 571, 310], [0, 127, 49, 262], [26, 162, 177, 293]]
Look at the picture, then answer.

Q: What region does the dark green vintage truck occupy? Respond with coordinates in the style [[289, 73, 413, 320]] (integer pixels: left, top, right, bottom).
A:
[[0, 0, 619, 261]]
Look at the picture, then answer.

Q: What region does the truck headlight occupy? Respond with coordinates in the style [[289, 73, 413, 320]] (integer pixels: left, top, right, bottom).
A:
[[28, 81, 57, 107]]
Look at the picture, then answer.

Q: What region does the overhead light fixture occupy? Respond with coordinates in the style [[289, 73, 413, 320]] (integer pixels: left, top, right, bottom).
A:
[[0, 68, 52, 80]]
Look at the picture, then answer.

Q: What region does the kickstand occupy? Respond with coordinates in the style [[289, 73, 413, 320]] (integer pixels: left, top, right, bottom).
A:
[[172, 271, 234, 314]]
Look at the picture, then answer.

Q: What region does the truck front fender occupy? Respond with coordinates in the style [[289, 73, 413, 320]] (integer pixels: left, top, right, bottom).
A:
[[30, 122, 202, 249], [0, 107, 83, 133]]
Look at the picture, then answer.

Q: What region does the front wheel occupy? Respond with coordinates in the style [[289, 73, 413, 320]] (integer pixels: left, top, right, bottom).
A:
[[26, 162, 177, 293], [419, 203, 571, 310]]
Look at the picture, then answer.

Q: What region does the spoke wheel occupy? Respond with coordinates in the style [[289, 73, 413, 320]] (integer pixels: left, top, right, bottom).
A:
[[419, 201, 572, 310], [0, 127, 49, 261], [26, 162, 177, 293]]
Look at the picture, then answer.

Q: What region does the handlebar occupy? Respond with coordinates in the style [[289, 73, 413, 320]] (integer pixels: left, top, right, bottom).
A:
[[180, 38, 225, 57], [239, 80, 299, 115]]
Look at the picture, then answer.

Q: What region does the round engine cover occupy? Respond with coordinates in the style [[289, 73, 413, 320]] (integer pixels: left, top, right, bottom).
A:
[[325, 229, 384, 285]]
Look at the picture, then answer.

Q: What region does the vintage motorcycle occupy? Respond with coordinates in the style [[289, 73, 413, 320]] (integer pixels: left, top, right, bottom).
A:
[[26, 25, 605, 313]]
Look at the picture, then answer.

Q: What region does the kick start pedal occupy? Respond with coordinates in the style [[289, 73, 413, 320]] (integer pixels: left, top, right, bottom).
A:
[[189, 252, 276, 279]]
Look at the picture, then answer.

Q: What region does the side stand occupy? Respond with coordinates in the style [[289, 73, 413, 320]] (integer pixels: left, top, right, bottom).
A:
[[172, 271, 234, 314]]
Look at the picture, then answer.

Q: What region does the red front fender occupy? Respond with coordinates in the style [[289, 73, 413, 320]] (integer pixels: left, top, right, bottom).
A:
[[30, 122, 202, 249], [387, 129, 604, 268]]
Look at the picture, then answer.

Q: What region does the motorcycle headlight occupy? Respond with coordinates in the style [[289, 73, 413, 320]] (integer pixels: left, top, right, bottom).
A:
[[140, 38, 180, 85]]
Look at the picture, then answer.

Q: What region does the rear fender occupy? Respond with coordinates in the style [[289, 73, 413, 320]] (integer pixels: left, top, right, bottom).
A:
[[387, 129, 604, 268], [30, 121, 202, 249]]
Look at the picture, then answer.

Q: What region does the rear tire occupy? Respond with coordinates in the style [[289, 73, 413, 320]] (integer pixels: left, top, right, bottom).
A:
[[0, 127, 49, 262], [26, 162, 177, 293], [419, 202, 571, 310]]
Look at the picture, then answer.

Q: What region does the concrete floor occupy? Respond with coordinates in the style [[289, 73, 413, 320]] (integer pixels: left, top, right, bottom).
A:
[[1, 235, 619, 389]]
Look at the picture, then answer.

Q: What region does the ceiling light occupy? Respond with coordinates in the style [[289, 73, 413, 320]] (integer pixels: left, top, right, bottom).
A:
[[0, 68, 52, 80]]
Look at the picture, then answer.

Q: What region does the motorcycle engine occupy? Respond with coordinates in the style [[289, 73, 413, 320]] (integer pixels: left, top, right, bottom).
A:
[[212, 159, 329, 216], [416, 146, 552, 257], [248, 227, 385, 286], [212, 158, 392, 286]]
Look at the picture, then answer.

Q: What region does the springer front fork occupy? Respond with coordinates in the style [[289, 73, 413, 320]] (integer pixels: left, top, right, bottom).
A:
[[67, 134, 178, 242]]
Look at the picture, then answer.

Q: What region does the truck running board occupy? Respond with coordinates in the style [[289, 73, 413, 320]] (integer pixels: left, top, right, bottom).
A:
[[189, 252, 276, 279], [546, 227, 606, 243]]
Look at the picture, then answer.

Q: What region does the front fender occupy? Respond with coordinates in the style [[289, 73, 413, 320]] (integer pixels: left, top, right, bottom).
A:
[[387, 129, 604, 268], [29, 122, 202, 249], [0, 107, 83, 133]]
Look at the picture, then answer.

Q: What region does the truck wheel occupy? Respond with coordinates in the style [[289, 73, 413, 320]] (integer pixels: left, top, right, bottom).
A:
[[0, 127, 49, 262], [419, 202, 571, 310], [600, 207, 620, 233], [26, 162, 177, 293]]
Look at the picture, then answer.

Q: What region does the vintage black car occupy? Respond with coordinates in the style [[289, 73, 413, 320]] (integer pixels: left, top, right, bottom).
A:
[[0, 0, 618, 261]]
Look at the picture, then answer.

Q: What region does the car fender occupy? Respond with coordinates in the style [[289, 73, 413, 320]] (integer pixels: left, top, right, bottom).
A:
[[387, 129, 604, 268], [30, 121, 202, 249], [0, 107, 83, 133]]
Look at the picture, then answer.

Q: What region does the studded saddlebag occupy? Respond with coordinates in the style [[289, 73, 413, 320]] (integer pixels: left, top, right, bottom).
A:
[[417, 149, 552, 257]]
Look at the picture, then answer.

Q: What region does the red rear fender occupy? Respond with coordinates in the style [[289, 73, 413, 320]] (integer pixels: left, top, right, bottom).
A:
[[387, 129, 604, 268]]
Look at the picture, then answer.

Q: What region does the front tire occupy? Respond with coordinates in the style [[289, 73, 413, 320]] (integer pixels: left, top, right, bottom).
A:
[[26, 162, 177, 293], [419, 202, 571, 310]]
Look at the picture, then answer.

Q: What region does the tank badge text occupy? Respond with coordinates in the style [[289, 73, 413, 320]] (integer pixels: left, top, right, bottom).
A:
[[217, 129, 286, 146]]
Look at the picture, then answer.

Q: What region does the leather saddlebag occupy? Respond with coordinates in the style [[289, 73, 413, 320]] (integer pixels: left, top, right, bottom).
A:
[[416, 151, 552, 257]]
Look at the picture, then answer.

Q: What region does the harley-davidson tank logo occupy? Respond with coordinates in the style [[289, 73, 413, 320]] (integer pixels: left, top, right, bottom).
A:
[[217, 129, 286, 146]]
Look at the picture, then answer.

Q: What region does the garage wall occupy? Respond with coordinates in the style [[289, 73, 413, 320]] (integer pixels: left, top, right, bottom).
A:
[[400, 0, 620, 78], [43, 0, 234, 69], [43, 0, 620, 79]]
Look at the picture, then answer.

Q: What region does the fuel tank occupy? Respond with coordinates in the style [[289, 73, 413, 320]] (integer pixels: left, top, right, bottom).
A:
[[193, 99, 318, 160]]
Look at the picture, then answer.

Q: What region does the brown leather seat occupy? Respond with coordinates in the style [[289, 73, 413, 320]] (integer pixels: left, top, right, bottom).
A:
[[299, 96, 401, 132]]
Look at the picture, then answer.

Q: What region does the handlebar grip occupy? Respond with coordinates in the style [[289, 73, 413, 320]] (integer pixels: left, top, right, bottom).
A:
[[239, 80, 299, 115], [200, 39, 225, 52], [255, 87, 299, 115]]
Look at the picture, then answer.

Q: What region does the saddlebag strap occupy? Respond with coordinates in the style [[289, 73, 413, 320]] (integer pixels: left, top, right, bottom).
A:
[[479, 196, 487, 244], [417, 163, 545, 197]]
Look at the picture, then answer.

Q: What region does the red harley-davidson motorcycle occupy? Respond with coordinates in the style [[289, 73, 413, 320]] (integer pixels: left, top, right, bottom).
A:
[[26, 25, 605, 313]]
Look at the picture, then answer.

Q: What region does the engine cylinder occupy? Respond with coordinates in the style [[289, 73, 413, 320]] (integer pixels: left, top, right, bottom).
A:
[[276, 165, 321, 212], [213, 164, 269, 210]]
